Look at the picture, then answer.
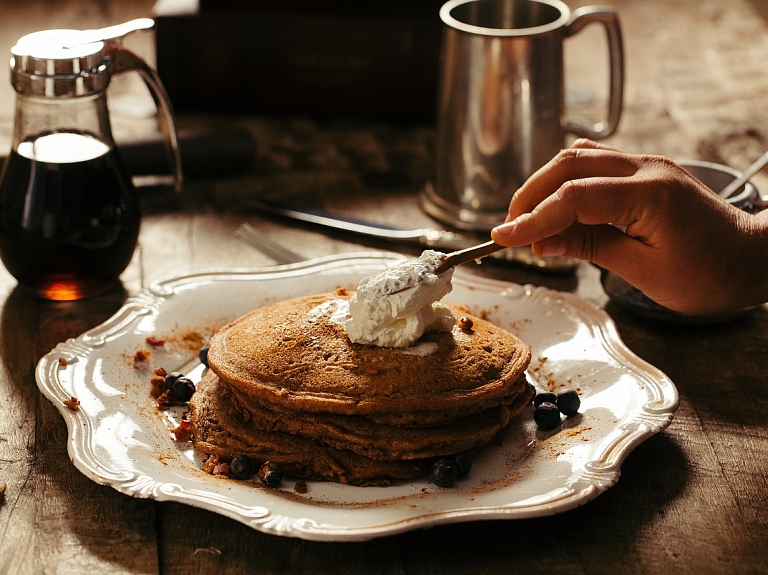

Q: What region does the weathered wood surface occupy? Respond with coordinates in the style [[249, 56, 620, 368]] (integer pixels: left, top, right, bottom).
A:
[[0, 0, 767, 573]]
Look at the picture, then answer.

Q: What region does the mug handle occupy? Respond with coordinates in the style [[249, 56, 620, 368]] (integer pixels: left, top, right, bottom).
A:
[[107, 44, 184, 192], [564, 6, 625, 140]]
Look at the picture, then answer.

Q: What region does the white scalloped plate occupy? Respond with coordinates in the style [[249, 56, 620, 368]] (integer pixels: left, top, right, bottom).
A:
[[36, 252, 678, 541]]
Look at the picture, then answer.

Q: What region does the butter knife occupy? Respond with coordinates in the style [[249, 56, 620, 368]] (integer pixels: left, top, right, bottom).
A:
[[249, 199, 577, 273]]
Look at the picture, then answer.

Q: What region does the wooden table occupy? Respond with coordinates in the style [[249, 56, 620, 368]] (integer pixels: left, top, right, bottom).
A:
[[1, 0, 768, 573]]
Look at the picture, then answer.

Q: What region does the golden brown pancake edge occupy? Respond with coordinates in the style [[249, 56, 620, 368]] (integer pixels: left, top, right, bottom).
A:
[[206, 293, 532, 416]]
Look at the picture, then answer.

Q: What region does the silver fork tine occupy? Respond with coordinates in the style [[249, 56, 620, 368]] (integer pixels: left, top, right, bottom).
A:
[[235, 223, 305, 264]]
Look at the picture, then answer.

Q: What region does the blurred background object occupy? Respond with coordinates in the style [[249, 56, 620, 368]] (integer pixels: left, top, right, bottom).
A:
[[153, 0, 444, 122]]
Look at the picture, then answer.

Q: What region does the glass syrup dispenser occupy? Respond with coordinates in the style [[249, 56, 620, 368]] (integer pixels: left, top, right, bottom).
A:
[[0, 19, 181, 300]]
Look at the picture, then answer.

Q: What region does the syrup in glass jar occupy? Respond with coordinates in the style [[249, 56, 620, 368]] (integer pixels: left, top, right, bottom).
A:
[[0, 131, 140, 300]]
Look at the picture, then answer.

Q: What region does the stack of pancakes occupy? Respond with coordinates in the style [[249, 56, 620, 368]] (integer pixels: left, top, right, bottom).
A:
[[190, 292, 533, 486]]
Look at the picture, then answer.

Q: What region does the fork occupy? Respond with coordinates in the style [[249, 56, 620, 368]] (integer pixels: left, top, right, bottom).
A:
[[235, 223, 305, 264]]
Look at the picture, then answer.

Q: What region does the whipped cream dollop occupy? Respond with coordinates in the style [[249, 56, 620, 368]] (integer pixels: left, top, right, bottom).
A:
[[345, 250, 455, 348]]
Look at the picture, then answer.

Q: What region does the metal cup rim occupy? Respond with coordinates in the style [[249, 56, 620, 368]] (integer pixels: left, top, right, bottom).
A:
[[440, 0, 571, 37]]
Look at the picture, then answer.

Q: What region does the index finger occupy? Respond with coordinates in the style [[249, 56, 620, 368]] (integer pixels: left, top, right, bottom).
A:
[[495, 174, 653, 249], [506, 147, 641, 221]]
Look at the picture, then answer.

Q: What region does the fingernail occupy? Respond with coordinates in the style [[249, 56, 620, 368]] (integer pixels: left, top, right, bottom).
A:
[[539, 235, 566, 257], [493, 213, 527, 237], [492, 221, 515, 237]]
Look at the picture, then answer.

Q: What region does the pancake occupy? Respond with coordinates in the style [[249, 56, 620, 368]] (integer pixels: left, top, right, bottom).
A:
[[206, 293, 531, 416], [190, 291, 534, 485], [220, 370, 532, 460], [190, 374, 436, 485]]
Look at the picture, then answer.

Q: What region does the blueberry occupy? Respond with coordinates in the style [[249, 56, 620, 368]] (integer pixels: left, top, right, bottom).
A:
[[258, 461, 285, 488], [534, 391, 557, 407], [556, 389, 581, 417], [229, 455, 256, 480], [164, 371, 183, 391], [198, 344, 209, 367], [430, 458, 458, 488], [453, 453, 472, 478], [171, 376, 196, 402], [534, 402, 561, 430]]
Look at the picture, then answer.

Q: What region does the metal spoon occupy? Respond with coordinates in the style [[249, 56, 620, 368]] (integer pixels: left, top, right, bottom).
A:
[[434, 240, 505, 275], [719, 149, 768, 199]]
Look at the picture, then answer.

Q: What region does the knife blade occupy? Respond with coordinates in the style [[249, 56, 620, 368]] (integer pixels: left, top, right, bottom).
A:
[[249, 199, 577, 273]]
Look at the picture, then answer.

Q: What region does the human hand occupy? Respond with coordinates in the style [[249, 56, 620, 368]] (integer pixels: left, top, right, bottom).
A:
[[491, 139, 768, 313]]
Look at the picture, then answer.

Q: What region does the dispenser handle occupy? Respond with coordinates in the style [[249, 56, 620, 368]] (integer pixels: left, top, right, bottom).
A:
[[107, 44, 183, 192], [64, 18, 155, 48]]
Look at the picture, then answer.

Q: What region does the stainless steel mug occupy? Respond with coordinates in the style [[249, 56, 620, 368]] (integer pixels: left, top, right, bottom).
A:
[[423, 0, 624, 231]]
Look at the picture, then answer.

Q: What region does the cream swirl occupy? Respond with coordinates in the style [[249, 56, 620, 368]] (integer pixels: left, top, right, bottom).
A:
[[345, 250, 455, 348]]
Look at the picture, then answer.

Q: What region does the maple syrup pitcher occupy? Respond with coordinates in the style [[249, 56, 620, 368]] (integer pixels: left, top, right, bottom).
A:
[[0, 19, 182, 300]]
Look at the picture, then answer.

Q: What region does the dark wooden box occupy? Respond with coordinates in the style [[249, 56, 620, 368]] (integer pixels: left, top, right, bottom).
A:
[[153, 0, 444, 123]]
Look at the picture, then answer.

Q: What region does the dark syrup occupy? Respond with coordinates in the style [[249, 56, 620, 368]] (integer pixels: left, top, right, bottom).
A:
[[0, 133, 140, 300]]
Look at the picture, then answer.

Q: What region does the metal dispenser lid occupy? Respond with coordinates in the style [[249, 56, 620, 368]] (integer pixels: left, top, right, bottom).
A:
[[10, 18, 154, 97]]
